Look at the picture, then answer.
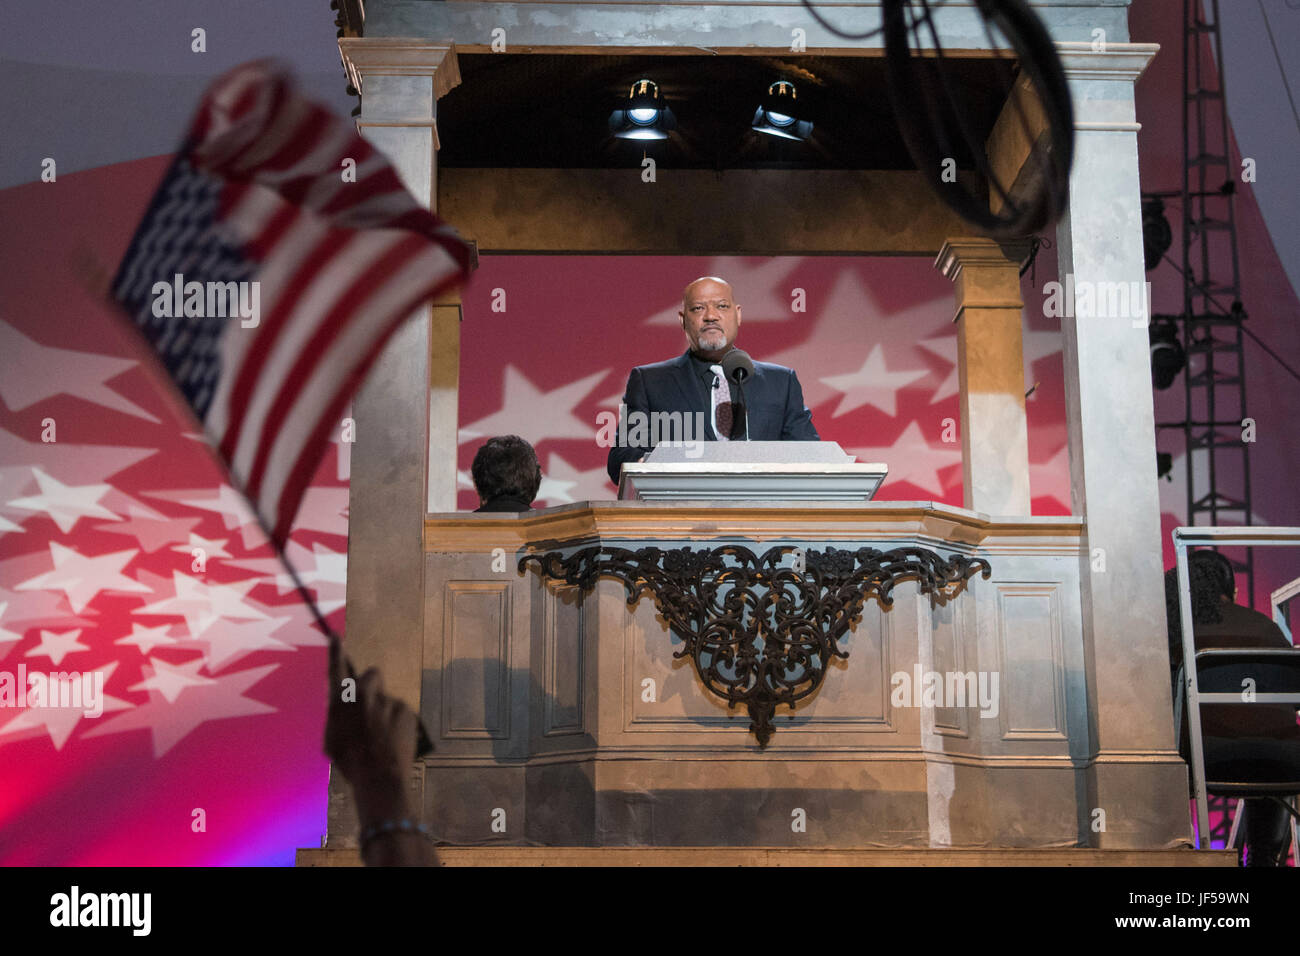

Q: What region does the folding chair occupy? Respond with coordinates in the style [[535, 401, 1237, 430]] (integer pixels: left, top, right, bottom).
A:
[[1174, 526, 1300, 858], [1174, 652, 1300, 862]]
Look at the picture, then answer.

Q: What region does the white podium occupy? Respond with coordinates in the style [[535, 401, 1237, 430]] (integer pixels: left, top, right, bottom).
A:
[[617, 441, 887, 501]]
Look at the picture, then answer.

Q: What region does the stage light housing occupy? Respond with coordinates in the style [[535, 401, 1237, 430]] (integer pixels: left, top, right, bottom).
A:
[[752, 80, 812, 141], [1142, 197, 1173, 272], [1156, 450, 1174, 481], [1149, 319, 1186, 390], [610, 78, 676, 141]]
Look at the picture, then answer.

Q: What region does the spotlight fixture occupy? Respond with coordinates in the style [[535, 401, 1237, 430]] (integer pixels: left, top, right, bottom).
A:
[[752, 80, 812, 141], [1156, 451, 1174, 482], [1142, 197, 1173, 272], [609, 78, 676, 141], [1149, 319, 1186, 390]]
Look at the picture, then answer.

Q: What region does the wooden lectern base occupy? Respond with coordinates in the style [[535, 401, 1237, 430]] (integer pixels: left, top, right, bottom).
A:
[[323, 502, 1194, 853]]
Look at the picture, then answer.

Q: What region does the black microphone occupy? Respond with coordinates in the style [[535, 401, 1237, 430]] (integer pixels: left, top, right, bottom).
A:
[[720, 349, 754, 440], [721, 349, 755, 383]]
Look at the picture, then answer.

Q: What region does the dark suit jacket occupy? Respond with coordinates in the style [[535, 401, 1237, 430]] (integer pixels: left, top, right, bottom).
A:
[[606, 349, 819, 485], [474, 494, 533, 513]]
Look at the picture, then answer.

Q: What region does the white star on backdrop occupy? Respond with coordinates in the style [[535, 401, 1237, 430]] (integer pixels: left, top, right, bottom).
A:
[[604, 270, 954, 417], [14, 541, 151, 614], [252, 600, 332, 652], [460, 365, 610, 445], [7, 468, 121, 534], [83, 663, 279, 758], [127, 568, 321, 670], [291, 486, 350, 538], [147, 485, 257, 532], [820, 344, 931, 418], [915, 335, 960, 405], [0, 427, 156, 526], [224, 541, 347, 615], [0, 661, 133, 751], [845, 420, 962, 497], [24, 628, 90, 666], [287, 545, 346, 606], [178, 615, 297, 674], [115, 622, 180, 656], [883, 315, 1062, 408], [145, 485, 267, 550], [641, 258, 803, 325], [1028, 444, 1072, 511], [536, 453, 613, 506], [0, 319, 160, 422], [765, 269, 953, 412], [128, 657, 216, 704], [131, 570, 269, 639], [595, 389, 627, 413], [0, 579, 97, 635], [171, 534, 233, 562], [535, 466, 577, 506], [92, 500, 202, 553], [91, 496, 201, 556]]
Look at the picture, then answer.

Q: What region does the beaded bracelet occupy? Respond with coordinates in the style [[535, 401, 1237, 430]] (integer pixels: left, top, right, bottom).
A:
[[359, 818, 434, 852]]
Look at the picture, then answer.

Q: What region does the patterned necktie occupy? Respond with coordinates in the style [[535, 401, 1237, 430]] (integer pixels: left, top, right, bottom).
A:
[[709, 364, 733, 441]]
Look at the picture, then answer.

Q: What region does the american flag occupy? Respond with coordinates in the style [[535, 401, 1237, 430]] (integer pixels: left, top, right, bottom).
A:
[[110, 60, 472, 547]]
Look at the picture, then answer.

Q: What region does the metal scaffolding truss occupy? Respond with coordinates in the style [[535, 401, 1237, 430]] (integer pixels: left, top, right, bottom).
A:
[[1155, 0, 1255, 612]]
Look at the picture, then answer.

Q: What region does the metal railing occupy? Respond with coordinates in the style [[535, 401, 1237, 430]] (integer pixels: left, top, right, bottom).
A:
[[1173, 525, 1300, 851]]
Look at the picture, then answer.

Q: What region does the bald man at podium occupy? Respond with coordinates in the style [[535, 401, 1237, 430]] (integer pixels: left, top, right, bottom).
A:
[[606, 276, 819, 486]]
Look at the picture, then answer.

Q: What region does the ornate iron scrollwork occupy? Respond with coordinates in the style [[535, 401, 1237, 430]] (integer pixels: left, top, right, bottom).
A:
[[519, 545, 990, 746]]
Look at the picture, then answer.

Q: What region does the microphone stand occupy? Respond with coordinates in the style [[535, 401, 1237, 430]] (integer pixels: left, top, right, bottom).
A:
[[733, 374, 750, 441]]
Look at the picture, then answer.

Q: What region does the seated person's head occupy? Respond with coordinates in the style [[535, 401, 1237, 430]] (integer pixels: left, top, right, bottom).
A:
[[471, 435, 542, 507], [1164, 549, 1236, 633]]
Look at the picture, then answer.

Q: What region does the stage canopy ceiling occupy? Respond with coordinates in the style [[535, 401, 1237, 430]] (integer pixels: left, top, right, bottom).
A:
[[436, 52, 1014, 172]]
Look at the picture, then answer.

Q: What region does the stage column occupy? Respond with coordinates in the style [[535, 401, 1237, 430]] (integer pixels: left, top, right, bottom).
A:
[[328, 38, 461, 847], [1052, 42, 1188, 848], [935, 237, 1032, 516]]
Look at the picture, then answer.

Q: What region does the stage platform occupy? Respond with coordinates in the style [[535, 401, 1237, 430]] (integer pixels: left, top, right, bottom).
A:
[[297, 846, 1234, 867]]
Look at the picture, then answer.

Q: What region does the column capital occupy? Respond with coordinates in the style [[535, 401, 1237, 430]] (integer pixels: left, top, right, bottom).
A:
[[935, 236, 1033, 280], [1053, 42, 1160, 83], [935, 237, 1032, 313], [338, 37, 462, 101], [1053, 42, 1160, 133]]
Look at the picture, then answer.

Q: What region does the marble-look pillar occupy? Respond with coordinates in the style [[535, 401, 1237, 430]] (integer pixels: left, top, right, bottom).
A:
[[327, 39, 462, 847], [1052, 42, 1188, 848], [935, 238, 1032, 516]]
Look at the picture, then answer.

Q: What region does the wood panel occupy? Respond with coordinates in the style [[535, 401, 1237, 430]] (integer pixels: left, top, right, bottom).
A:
[[996, 583, 1067, 740], [441, 580, 512, 738]]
